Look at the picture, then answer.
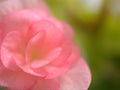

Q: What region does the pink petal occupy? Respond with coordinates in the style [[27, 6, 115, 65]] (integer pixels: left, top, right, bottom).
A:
[[45, 45, 80, 79], [0, 9, 62, 36], [63, 22, 75, 40], [0, 10, 42, 34], [29, 20, 64, 48], [31, 78, 59, 90], [0, 29, 4, 45], [25, 31, 45, 62], [31, 47, 62, 68], [26, 30, 61, 68], [0, 0, 22, 19], [60, 58, 91, 90], [24, 9, 63, 31], [51, 41, 76, 66], [14, 58, 47, 77], [14, 52, 48, 77], [0, 0, 50, 19], [0, 31, 24, 71], [0, 62, 36, 90]]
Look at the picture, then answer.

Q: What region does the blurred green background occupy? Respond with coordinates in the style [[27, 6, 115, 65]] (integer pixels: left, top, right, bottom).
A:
[[46, 0, 120, 90]]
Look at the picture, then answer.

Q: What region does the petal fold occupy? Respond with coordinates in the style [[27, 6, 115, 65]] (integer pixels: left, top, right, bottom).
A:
[[0, 62, 36, 90], [60, 58, 91, 90], [0, 31, 24, 71], [29, 20, 64, 48]]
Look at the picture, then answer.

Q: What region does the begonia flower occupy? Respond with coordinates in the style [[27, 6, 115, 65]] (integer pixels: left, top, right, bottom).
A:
[[0, 0, 91, 90]]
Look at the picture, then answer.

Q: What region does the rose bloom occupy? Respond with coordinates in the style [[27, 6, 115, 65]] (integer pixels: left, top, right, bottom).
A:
[[0, 0, 91, 90]]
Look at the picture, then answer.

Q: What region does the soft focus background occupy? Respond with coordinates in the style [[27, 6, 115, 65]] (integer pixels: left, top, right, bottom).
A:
[[45, 0, 120, 90]]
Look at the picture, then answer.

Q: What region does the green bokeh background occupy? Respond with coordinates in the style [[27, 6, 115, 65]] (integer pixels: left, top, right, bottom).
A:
[[46, 0, 120, 90], [0, 0, 120, 90]]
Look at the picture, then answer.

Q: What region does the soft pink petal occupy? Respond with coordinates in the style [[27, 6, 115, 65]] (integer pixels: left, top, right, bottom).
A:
[[30, 8, 63, 32], [60, 58, 91, 90], [0, 10, 42, 34], [14, 59, 47, 77], [0, 62, 36, 90], [14, 52, 48, 77], [0, 31, 24, 71], [51, 41, 77, 66], [63, 22, 75, 40], [31, 47, 62, 68], [26, 31, 45, 62], [0, 9, 63, 37], [0, 0, 22, 19], [29, 20, 64, 48], [25, 9, 65, 34], [26, 30, 61, 68], [45, 45, 80, 79], [31, 78, 59, 90], [0, 29, 4, 45], [60, 45, 80, 67], [0, 0, 50, 19]]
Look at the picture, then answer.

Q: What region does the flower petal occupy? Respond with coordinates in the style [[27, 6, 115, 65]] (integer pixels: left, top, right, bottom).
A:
[[60, 58, 91, 90], [45, 45, 80, 79], [0, 10, 42, 34], [63, 22, 75, 40], [0, 0, 22, 19], [29, 20, 64, 48], [31, 78, 59, 90], [31, 47, 62, 68], [14, 58, 47, 77], [0, 0, 50, 19], [25, 31, 45, 62], [0, 31, 24, 71], [0, 29, 4, 45], [0, 62, 36, 90]]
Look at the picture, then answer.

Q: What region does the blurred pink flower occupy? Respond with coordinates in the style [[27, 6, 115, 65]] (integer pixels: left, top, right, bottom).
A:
[[0, 0, 91, 90]]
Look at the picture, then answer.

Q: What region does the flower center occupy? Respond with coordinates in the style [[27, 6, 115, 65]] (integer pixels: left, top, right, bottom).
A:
[[31, 48, 44, 60]]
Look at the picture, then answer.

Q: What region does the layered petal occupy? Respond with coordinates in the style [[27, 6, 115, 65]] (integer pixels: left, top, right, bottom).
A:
[[45, 44, 80, 79], [0, 10, 44, 34], [0, 62, 36, 90], [30, 47, 62, 68], [29, 20, 64, 48], [25, 31, 45, 62], [60, 58, 91, 90], [0, 31, 25, 71]]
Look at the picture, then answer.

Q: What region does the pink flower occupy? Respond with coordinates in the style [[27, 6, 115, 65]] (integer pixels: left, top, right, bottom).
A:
[[0, 0, 91, 90]]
